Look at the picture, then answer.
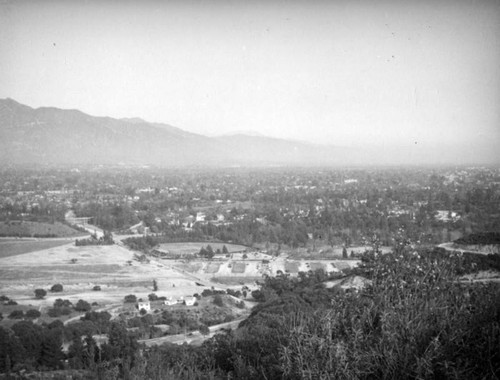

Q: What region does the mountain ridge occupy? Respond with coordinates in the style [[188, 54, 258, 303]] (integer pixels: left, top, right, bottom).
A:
[[0, 98, 347, 167], [1, 98, 497, 167]]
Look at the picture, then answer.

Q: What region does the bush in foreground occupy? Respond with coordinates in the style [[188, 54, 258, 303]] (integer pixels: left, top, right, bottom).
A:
[[25, 309, 41, 319], [8, 310, 24, 319], [75, 299, 91, 312], [34, 288, 47, 299], [50, 284, 63, 292], [124, 294, 137, 303], [135, 248, 500, 379]]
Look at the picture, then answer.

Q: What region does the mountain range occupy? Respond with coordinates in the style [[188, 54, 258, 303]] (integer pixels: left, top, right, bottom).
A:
[[0, 98, 496, 167]]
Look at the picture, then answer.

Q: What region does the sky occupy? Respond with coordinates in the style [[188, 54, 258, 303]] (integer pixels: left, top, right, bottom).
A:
[[1, 0, 499, 151]]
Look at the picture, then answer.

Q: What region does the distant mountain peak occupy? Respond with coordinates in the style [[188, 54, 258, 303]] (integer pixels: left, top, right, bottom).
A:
[[218, 130, 269, 138], [121, 117, 147, 124], [1, 98, 488, 166], [0, 98, 348, 166]]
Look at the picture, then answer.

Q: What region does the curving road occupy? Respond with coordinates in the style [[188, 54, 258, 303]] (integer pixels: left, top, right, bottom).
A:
[[138, 316, 247, 347]]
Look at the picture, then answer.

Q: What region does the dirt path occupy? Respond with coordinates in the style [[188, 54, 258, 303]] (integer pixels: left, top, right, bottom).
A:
[[63, 303, 122, 325], [139, 316, 248, 347], [166, 263, 224, 290], [438, 242, 492, 255]]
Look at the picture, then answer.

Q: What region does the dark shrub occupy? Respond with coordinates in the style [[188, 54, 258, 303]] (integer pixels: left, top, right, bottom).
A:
[[48, 320, 64, 329], [213, 294, 224, 307], [201, 289, 213, 297], [148, 293, 158, 301], [25, 309, 41, 319], [50, 284, 63, 292], [47, 308, 62, 318], [34, 288, 47, 299], [53, 299, 72, 308], [75, 299, 91, 312], [124, 294, 137, 303], [8, 310, 24, 319]]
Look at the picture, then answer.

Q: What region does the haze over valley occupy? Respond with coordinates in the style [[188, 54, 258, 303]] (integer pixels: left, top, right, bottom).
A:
[[1, 1, 499, 378], [1, 98, 497, 167]]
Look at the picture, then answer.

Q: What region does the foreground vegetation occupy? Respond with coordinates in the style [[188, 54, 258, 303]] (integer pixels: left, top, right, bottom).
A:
[[455, 231, 500, 245], [1, 247, 499, 379]]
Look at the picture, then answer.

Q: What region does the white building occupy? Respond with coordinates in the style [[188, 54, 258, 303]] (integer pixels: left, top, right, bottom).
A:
[[164, 297, 176, 306], [184, 296, 197, 306], [137, 301, 151, 312]]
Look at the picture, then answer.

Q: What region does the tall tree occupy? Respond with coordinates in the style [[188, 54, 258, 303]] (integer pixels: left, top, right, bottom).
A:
[[11, 321, 43, 369], [39, 329, 63, 369], [0, 327, 26, 372]]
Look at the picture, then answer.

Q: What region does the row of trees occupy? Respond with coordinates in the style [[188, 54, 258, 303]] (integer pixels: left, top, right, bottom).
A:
[[34, 283, 64, 299], [198, 244, 229, 258], [75, 231, 114, 246]]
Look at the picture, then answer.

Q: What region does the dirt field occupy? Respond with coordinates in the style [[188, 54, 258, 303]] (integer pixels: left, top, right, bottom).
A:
[[0, 221, 84, 238], [0, 239, 74, 258], [0, 240, 360, 317], [0, 241, 215, 310]]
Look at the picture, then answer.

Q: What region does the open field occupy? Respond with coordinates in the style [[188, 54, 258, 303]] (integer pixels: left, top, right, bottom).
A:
[[0, 240, 359, 331], [205, 262, 222, 273], [231, 261, 246, 273], [0, 242, 217, 310], [0, 238, 74, 258], [0, 221, 84, 238], [0, 239, 359, 303], [285, 261, 300, 273], [308, 262, 326, 271]]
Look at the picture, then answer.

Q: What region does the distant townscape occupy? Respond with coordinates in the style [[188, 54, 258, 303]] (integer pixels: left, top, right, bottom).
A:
[[0, 164, 499, 378]]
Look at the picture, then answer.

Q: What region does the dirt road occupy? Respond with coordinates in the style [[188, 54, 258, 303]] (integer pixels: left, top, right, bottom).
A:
[[139, 316, 247, 347], [438, 242, 492, 255]]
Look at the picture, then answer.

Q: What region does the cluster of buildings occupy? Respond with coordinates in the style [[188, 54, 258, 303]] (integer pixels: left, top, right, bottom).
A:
[[137, 295, 197, 312]]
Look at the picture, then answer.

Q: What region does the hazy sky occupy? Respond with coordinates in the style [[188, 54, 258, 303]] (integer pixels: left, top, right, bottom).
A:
[[1, 0, 499, 149]]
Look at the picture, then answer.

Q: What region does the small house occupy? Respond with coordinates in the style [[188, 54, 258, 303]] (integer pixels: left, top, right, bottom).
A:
[[164, 297, 176, 306], [137, 301, 151, 312], [184, 296, 196, 306]]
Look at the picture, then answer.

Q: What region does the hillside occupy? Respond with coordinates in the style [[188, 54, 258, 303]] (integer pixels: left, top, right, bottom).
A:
[[0, 98, 344, 167]]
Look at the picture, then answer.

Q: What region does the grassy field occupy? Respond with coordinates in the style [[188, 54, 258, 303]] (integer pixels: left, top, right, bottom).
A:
[[285, 261, 300, 273], [308, 262, 326, 271], [175, 262, 204, 273], [158, 242, 248, 256], [231, 262, 246, 273], [0, 221, 84, 238], [205, 262, 222, 273], [0, 239, 73, 258], [213, 276, 261, 285]]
